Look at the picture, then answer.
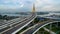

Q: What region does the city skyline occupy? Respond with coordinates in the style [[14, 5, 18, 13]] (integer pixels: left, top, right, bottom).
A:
[[0, 0, 60, 12]]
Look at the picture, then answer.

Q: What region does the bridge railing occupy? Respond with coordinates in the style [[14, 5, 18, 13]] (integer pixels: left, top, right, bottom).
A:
[[0, 14, 36, 33]]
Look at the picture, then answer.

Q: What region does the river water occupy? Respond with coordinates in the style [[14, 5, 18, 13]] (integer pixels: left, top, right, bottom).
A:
[[1, 12, 60, 16]]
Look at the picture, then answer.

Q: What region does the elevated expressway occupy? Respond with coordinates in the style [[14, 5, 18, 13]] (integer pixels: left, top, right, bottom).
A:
[[21, 16, 60, 34], [0, 13, 37, 34]]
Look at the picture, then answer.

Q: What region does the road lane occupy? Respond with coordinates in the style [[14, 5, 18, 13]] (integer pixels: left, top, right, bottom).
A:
[[21, 20, 60, 34], [1, 14, 36, 34]]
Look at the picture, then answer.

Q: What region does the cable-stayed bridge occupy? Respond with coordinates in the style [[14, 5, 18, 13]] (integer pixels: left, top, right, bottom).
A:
[[0, 4, 60, 34], [0, 4, 37, 34], [20, 18, 60, 34]]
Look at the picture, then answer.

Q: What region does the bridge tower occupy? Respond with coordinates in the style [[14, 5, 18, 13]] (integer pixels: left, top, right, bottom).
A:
[[32, 4, 35, 13]]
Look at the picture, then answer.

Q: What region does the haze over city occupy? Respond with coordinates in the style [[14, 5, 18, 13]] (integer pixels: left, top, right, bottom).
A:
[[0, 0, 60, 34], [0, 0, 60, 12]]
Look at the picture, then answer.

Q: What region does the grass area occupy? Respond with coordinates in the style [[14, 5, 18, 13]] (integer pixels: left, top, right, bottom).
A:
[[51, 26, 60, 32], [35, 28, 50, 34], [45, 24, 50, 29], [45, 23, 60, 33]]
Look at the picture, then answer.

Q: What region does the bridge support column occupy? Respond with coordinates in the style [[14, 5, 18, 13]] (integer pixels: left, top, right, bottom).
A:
[[50, 23, 52, 30], [43, 27, 56, 34], [49, 23, 52, 34], [56, 22, 58, 28]]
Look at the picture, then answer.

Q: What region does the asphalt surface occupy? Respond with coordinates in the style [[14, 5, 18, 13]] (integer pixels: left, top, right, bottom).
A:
[[22, 20, 60, 34], [0, 17, 26, 32], [1, 14, 36, 34]]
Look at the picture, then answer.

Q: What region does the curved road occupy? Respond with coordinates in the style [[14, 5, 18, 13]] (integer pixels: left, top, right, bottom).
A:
[[0, 14, 36, 34], [21, 20, 60, 34]]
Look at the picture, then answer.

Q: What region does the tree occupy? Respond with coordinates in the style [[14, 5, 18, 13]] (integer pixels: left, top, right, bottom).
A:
[[0, 15, 2, 19], [3, 15, 7, 20]]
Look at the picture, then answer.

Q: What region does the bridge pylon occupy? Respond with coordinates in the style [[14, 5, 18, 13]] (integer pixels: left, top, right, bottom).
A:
[[32, 3, 35, 13]]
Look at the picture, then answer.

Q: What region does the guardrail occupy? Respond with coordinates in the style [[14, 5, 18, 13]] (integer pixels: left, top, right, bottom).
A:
[[33, 21, 60, 34], [0, 14, 37, 34], [12, 14, 37, 34], [20, 20, 60, 34], [0, 15, 32, 33]]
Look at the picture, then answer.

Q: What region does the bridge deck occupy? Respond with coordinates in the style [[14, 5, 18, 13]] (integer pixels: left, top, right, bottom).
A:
[[0, 15, 31, 32], [21, 20, 60, 34], [0, 14, 36, 34]]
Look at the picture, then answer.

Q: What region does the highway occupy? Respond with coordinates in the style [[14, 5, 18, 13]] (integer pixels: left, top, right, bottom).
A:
[[38, 13, 60, 21], [0, 4, 37, 34], [21, 19, 60, 34], [0, 16, 28, 32], [0, 12, 60, 34], [0, 14, 36, 34], [0, 16, 26, 29]]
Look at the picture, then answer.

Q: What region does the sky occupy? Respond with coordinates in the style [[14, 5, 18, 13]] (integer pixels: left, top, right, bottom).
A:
[[0, 0, 60, 12]]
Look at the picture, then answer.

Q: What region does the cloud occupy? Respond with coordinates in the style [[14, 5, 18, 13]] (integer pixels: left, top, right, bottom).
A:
[[0, 0, 60, 12], [35, 0, 60, 11], [0, 0, 24, 9], [0, 0, 34, 9]]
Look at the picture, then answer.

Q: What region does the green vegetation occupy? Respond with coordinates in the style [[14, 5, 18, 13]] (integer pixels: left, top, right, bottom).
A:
[[0, 15, 2, 19], [56, 30, 60, 34], [51, 26, 60, 32], [16, 18, 40, 34], [33, 18, 39, 23], [45, 24, 50, 29], [16, 17, 50, 34], [35, 28, 50, 34], [0, 15, 19, 20], [0, 15, 8, 20], [45, 23, 60, 33]]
